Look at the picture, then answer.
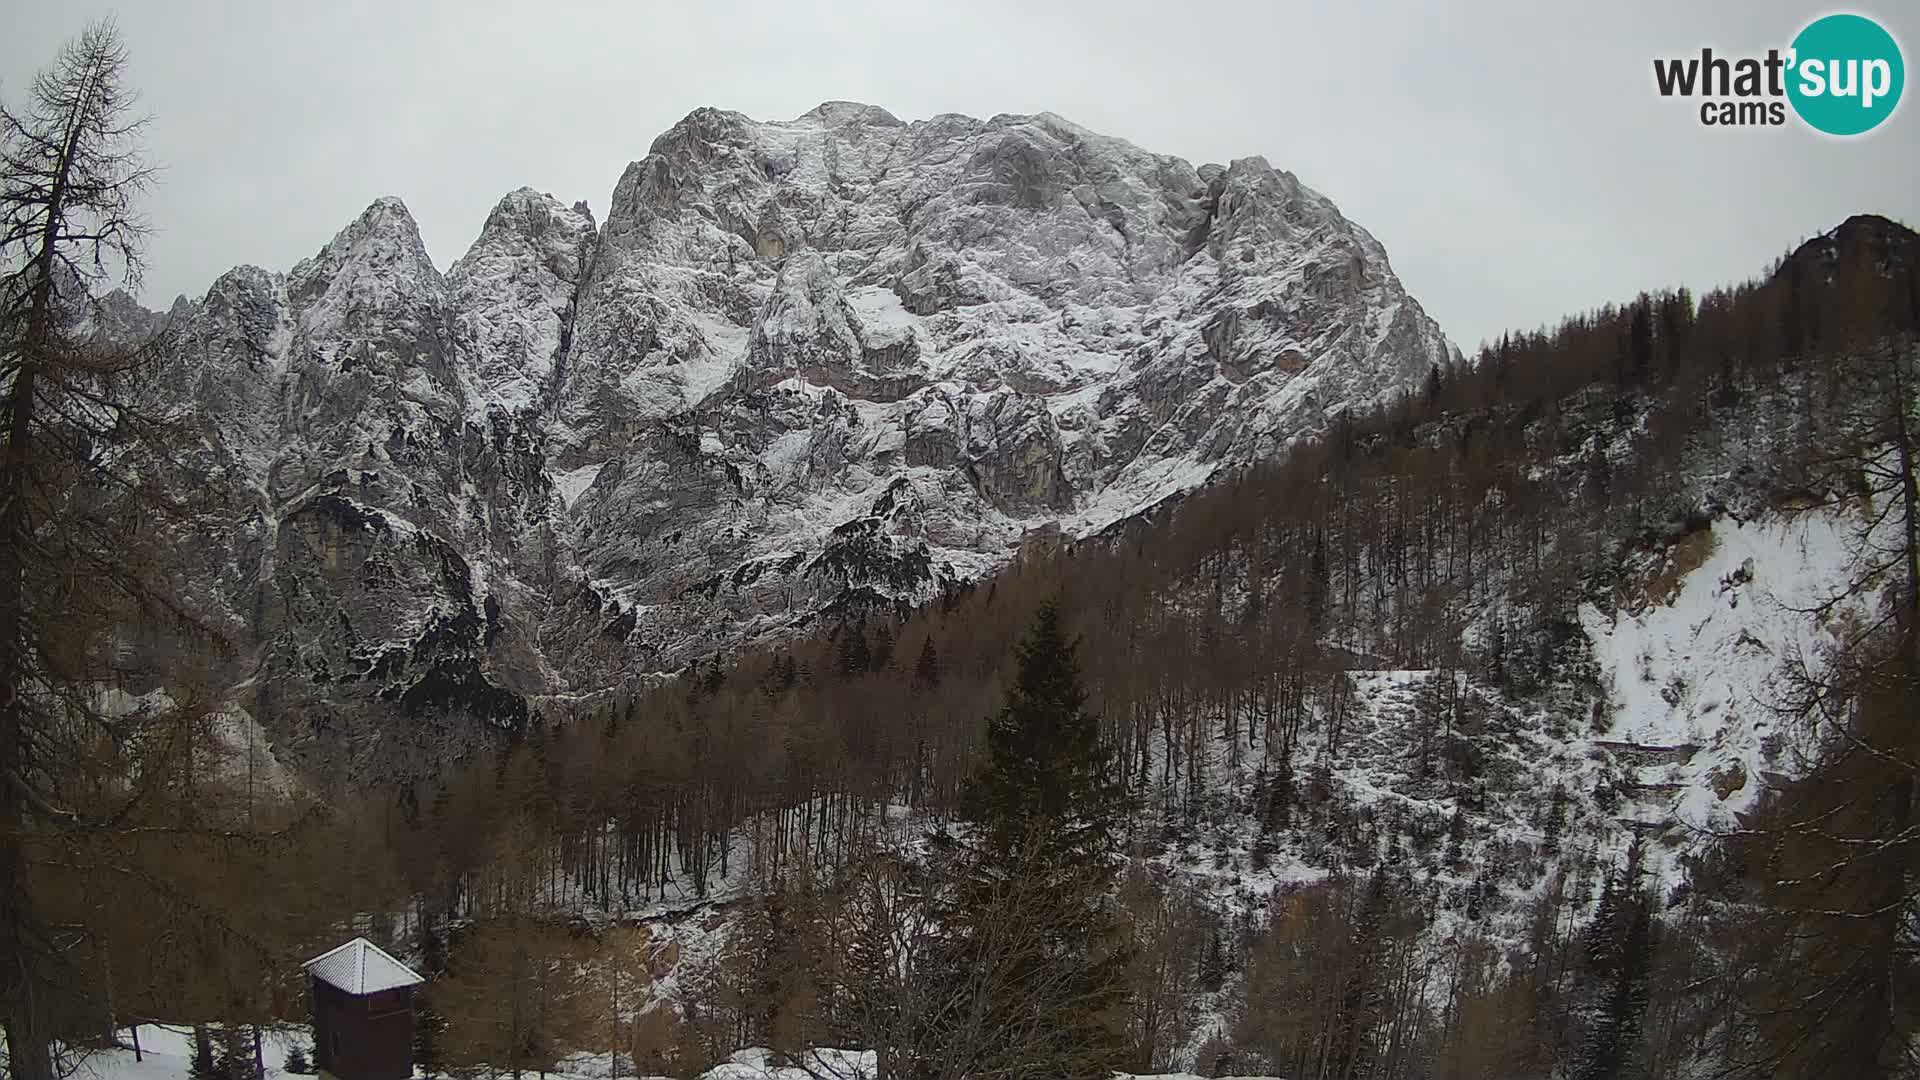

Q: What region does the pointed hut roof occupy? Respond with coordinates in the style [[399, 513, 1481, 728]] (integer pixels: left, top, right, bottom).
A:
[[301, 937, 425, 995]]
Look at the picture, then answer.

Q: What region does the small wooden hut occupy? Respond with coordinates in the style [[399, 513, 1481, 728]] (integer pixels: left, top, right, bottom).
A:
[[302, 937, 425, 1080]]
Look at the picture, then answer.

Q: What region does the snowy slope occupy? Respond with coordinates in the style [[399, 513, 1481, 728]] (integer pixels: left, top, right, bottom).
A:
[[1582, 509, 1869, 839]]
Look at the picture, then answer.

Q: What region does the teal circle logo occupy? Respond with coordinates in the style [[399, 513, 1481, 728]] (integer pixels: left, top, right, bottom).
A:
[[1787, 13, 1904, 135]]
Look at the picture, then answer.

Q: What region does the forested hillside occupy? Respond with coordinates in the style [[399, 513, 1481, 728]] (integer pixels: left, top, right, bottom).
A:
[[8, 22, 1920, 1080]]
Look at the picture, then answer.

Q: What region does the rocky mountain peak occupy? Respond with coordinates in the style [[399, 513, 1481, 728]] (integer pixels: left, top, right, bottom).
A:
[[287, 196, 438, 315], [449, 188, 599, 417], [130, 104, 1458, 776], [801, 100, 905, 128], [1776, 212, 1920, 282]]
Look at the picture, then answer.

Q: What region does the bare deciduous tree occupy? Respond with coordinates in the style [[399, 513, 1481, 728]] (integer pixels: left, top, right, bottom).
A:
[[0, 20, 236, 1079]]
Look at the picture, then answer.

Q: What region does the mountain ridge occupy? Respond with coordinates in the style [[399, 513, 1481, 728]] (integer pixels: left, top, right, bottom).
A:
[[133, 101, 1456, 776]]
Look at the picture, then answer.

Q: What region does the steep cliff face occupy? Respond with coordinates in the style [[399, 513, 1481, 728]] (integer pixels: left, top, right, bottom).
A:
[[149, 103, 1455, 775], [551, 104, 1454, 668]]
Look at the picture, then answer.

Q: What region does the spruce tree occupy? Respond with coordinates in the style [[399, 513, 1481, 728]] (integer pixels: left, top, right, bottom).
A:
[[215, 1024, 261, 1080], [838, 623, 872, 677], [1264, 762, 1293, 833], [1586, 872, 1623, 976], [1198, 925, 1227, 995], [1445, 805, 1467, 868], [912, 634, 941, 690], [1577, 888, 1654, 1080], [1543, 786, 1568, 856], [958, 602, 1125, 862], [1626, 295, 1654, 383], [925, 600, 1131, 1080]]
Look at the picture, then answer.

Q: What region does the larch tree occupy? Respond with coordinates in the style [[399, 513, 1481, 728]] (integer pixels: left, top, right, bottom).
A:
[[1, 18, 146, 1076], [1118, 872, 1207, 1072], [0, 21, 235, 1077]]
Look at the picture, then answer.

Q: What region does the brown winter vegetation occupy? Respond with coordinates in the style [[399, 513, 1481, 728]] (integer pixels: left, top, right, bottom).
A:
[[7, 18, 1920, 1080]]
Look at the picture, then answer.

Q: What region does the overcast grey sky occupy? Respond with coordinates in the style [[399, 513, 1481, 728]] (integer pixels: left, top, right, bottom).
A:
[[2, 0, 1914, 350]]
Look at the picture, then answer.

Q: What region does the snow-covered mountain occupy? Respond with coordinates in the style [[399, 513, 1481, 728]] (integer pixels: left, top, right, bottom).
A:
[[146, 103, 1455, 774]]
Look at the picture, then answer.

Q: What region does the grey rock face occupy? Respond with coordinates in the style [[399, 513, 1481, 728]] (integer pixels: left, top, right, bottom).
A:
[[448, 188, 599, 419], [144, 104, 1454, 777]]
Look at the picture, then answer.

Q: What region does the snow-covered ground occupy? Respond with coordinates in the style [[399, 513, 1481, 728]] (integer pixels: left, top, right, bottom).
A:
[[1582, 509, 1867, 836], [75, 1032, 1283, 1080], [73, 1025, 312, 1080]]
